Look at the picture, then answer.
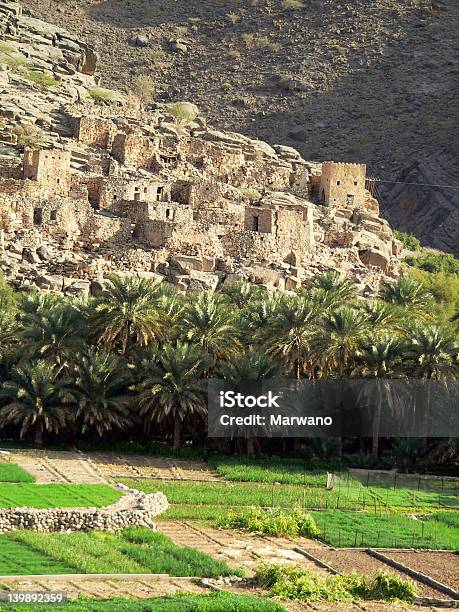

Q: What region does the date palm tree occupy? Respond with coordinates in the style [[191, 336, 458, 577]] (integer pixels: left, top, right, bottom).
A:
[[404, 325, 459, 444], [181, 292, 241, 368], [405, 325, 459, 380], [263, 295, 319, 379], [356, 334, 405, 456], [19, 305, 85, 371], [0, 312, 19, 376], [0, 361, 72, 447], [379, 276, 433, 320], [138, 341, 210, 448], [310, 306, 369, 377], [88, 275, 166, 354], [72, 350, 133, 437], [306, 270, 355, 309], [219, 349, 279, 456], [310, 306, 370, 455]]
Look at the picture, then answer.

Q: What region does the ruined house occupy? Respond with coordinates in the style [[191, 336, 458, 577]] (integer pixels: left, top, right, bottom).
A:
[[0, 0, 401, 295]]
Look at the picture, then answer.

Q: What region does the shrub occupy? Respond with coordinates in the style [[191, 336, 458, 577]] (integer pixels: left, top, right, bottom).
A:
[[0, 45, 28, 70], [239, 188, 262, 201], [227, 12, 240, 25], [25, 71, 59, 88], [282, 0, 305, 9], [13, 124, 45, 150], [89, 88, 115, 102], [394, 230, 421, 251], [132, 75, 155, 105], [256, 564, 417, 602], [148, 47, 167, 68], [167, 102, 198, 128], [369, 572, 418, 601], [405, 251, 459, 275], [217, 507, 321, 538]]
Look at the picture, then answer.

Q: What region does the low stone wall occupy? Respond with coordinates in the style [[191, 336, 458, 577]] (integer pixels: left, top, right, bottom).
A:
[[0, 486, 169, 533]]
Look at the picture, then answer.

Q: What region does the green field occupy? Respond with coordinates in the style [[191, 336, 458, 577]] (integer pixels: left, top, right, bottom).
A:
[[0, 463, 35, 483], [0, 484, 121, 509], [119, 478, 373, 513], [3, 529, 242, 577], [208, 457, 343, 486], [311, 510, 459, 549], [120, 475, 457, 515], [0, 593, 285, 612], [0, 538, 74, 575]]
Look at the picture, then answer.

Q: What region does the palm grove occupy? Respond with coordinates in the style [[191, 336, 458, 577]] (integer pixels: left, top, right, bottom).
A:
[[0, 271, 457, 467]]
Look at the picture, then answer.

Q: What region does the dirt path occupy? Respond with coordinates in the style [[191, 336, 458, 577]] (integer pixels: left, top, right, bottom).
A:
[[88, 452, 220, 481], [0, 575, 420, 610], [158, 520, 326, 574], [6, 451, 107, 485], [0, 574, 206, 600]]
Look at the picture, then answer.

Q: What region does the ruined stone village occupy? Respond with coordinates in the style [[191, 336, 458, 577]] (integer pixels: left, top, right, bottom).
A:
[[0, 1, 401, 297]]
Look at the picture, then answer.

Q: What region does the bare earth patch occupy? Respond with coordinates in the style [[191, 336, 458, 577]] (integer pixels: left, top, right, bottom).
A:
[[88, 452, 220, 481], [383, 551, 459, 591], [8, 451, 107, 485], [0, 575, 206, 600], [158, 520, 324, 574], [308, 548, 454, 599]]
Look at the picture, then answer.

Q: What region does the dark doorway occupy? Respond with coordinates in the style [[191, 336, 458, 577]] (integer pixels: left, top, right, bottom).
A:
[[33, 208, 43, 225]]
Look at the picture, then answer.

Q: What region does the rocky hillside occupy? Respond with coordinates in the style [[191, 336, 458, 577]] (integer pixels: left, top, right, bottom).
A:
[[25, 0, 459, 253], [0, 1, 400, 298]]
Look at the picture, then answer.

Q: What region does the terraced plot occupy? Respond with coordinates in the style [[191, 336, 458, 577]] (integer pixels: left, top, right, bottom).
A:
[[0, 538, 74, 575], [0, 463, 35, 483], [0, 484, 121, 509]]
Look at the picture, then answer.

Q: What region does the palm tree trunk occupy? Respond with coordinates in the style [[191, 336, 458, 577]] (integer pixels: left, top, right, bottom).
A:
[[372, 384, 383, 458], [173, 414, 182, 449], [34, 422, 44, 448]]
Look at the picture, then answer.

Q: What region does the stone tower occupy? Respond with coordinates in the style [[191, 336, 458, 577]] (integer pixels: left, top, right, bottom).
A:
[[319, 162, 366, 209]]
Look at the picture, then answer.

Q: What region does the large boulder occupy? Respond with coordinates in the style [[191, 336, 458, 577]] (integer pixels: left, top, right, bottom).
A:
[[358, 248, 389, 271], [188, 270, 220, 292]]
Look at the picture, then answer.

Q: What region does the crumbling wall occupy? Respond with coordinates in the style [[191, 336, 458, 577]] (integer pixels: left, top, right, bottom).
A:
[[74, 116, 118, 149], [244, 206, 273, 233], [82, 213, 132, 244], [112, 131, 159, 169], [0, 156, 22, 180]]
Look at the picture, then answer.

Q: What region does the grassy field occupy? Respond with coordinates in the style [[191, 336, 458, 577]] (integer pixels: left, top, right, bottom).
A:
[[119, 478, 373, 513], [0, 538, 75, 575], [207, 458, 458, 510], [0, 484, 121, 509], [120, 476, 457, 515], [0, 464, 35, 483], [6, 529, 243, 577], [0, 593, 285, 611], [208, 457, 343, 486], [119, 476, 459, 550], [311, 510, 459, 549]]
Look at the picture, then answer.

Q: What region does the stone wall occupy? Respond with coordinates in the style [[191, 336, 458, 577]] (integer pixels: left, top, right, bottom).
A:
[[0, 488, 169, 533]]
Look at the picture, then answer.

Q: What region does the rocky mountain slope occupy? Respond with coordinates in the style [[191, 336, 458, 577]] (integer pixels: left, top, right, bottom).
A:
[[25, 0, 459, 254], [0, 1, 400, 297]]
